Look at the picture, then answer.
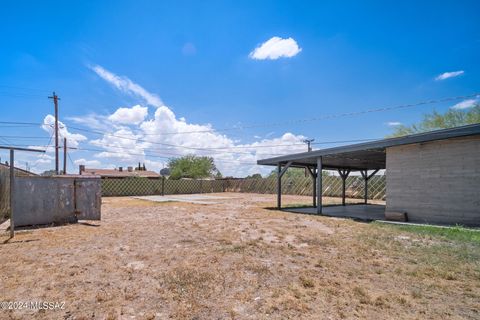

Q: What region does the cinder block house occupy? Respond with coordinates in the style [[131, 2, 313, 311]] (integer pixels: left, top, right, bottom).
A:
[[257, 124, 480, 227]]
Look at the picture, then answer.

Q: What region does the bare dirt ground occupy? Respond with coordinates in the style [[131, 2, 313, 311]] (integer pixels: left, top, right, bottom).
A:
[[1, 193, 479, 319]]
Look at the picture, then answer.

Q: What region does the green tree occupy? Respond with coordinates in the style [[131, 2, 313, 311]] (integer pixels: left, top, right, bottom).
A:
[[246, 173, 262, 179], [41, 169, 57, 176], [388, 105, 480, 137], [268, 167, 329, 179], [167, 155, 222, 180]]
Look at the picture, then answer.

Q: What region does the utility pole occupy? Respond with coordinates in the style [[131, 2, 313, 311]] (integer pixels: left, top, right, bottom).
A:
[[63, 137, 67, 175], [303, 138, 315, 152], [48, 92, 60, 174]]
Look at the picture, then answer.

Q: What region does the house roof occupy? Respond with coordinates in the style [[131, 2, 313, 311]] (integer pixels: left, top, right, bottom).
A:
[[257, 123, 480, 170], [0, 162, 38, 176], [80, 168, 160, 178]]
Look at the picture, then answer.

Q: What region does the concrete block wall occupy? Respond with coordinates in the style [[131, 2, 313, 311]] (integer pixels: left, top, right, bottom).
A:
[[386, 136, 480, 227]]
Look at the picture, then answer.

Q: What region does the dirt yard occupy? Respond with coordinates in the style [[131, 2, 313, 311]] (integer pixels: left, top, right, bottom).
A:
[[1, 193, 479, 319]]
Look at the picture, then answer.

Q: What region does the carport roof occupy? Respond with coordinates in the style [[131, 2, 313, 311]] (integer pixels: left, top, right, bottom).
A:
[[257, 123, 480, 170]]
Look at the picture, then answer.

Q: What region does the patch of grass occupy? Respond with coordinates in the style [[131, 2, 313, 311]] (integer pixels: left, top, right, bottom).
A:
[[299, 276, 315, 288], [375, 222, 480, 244]]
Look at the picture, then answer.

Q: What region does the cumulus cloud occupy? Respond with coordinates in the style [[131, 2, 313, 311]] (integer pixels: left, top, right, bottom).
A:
[[80, 65, 307, 177], [249, 37, 301, 60], [90, 128, 149, 161], [435, 70, 464, 81], [451, 98, 479, 110], [108, 105, 148, 125], [90, 64, 163, 107], [74, 158, 101, 167]]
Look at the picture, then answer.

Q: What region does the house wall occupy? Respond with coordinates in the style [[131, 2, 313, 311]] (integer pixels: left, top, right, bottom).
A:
[[386, 136, 480, 226]]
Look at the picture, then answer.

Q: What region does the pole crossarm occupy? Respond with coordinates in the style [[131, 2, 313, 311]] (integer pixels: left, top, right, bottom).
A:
[[0, 146, 45, 153]]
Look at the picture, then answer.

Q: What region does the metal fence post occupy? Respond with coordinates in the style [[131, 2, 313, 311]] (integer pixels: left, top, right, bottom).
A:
[[9, 149, 14, 238], [161, 176, 165, 196]]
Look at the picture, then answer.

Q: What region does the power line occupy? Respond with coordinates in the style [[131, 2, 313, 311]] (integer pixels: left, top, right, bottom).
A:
[[111, 92, 480, 136], [1, 92, 478, 138], [0, 121, 41, 126], [1, 92, 477, 160], [69, 146, 259, 165]]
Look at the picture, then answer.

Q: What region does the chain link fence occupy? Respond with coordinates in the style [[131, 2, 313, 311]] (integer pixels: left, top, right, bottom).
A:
[[225, 175, 386, 200], [102, 178, 226, 196], [101, 174, 386, 200]]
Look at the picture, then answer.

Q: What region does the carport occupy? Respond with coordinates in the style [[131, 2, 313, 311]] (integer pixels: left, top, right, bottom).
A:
[[257, 124, 480, 223], [257, 142, 386, 218]]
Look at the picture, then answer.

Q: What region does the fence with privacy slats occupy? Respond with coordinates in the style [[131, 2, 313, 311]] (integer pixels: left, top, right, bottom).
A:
[[101, 175, 386, 200]]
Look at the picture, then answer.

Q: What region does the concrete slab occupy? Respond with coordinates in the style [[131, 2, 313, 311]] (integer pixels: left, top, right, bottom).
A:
[[134, 194, 239, 205], [283, 204, 386, 221]]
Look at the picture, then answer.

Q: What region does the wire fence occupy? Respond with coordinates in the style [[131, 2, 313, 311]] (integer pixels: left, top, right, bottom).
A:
[[225, 175, 386, 200], [0, 174, 386, 221], [101, 175, 386, 200], [101, 178, 226, 196]]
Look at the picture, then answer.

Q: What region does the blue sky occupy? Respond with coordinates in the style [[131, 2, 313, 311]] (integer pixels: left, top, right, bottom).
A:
[[0, 1, 479, 176]]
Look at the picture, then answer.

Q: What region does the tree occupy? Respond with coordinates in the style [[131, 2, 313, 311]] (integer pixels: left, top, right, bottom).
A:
[[268, 167, 329, 178], [246, 173, 262, 179], [388, 105, 480, 137], [41, 169, 57, 176], [167, 155, 222, 180]]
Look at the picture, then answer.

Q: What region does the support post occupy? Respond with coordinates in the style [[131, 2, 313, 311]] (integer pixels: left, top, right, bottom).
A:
[[338, 169, 351, 206], [276, 161, 293, 210], [277, 163, 282, 209], [364, 173, 368, 204], [306, 166, 317, 207], [360, 169, 379, 205], [316, 157, 322, 214], [9, 149, 14, 238], [312, 169, 316, 207]]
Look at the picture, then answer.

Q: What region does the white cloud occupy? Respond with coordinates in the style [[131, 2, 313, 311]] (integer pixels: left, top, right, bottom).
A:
[[66, 113, 113, 131], [435, 70, 464, 81], [90, 64, 163, 107], [41, 115, 87, 148], [249, 37, 301, 60], [83, 65, 307, 177], [108, 105, 148, 125], [90, 128, 149, 161], [74, 158, 101, 167], [451, 98, 479, 110], [386, 121, 402, 126], [33, 158, 51, 165]]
